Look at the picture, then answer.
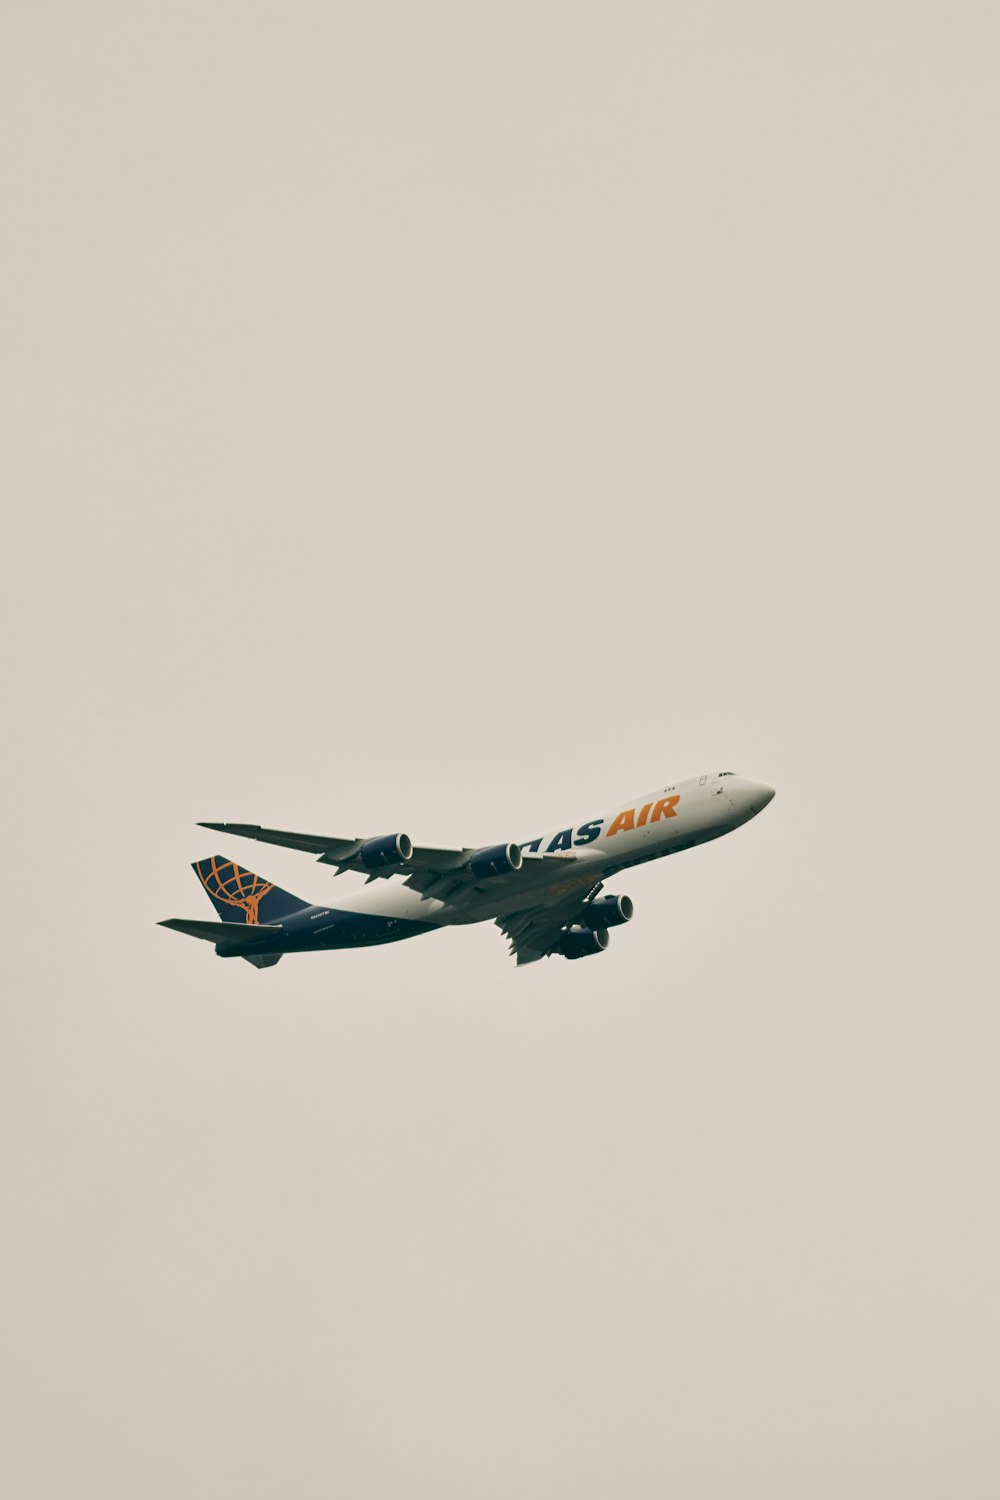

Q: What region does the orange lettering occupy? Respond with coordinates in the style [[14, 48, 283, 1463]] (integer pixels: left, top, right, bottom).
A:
[[636, 802, 652, 828], [606, 808, 635, 837], [651, 796, 680, 822]]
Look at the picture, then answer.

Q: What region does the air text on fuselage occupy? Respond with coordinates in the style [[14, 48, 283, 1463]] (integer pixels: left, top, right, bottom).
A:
[[521, 796, 680, 854]]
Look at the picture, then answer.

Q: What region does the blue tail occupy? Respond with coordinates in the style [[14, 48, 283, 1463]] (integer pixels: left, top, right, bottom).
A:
[[193, 856, 310, 926]]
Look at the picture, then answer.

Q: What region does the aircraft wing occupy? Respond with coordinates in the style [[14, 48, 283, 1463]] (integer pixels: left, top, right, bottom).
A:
[[197, 821, 576, 893], [496, 875, 605, 966], [198, 821, 471, 875]]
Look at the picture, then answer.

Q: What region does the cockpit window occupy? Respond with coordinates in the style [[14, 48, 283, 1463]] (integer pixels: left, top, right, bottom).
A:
[[718, 771, 734, 776]]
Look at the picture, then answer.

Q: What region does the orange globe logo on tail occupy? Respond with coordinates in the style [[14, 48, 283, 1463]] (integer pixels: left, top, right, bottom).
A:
[[196, 856, 274, 925]]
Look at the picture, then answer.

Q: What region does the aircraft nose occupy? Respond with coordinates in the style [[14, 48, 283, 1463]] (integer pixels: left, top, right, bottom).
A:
[[750, 782, 775, 812]]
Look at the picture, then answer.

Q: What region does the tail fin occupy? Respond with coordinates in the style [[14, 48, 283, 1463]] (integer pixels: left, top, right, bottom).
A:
[[193, 855, 310, 926]]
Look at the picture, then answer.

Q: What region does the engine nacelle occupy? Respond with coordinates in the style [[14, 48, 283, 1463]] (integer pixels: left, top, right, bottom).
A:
[[468, 842, 523, 879], [580, 894, 634, 930], [558, 925, 610, 960], [358, 832, 413, 870]]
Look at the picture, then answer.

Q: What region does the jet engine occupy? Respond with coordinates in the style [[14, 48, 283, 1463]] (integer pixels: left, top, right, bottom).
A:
[[468, 842, 523, 879], [580, 894, 633, 930], [558, 925, 610, 960], [358, 833, 413, 870]]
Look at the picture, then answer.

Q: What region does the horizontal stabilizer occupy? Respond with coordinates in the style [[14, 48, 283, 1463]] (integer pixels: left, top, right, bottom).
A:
[[159, 918, 282, 947]]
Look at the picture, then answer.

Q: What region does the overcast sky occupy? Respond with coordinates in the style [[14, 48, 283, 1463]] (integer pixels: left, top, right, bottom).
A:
[[3, 2, 998, 1496]]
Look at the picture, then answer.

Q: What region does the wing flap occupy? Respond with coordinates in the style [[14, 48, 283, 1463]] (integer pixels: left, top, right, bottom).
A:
[[496, 876, 604, 964]]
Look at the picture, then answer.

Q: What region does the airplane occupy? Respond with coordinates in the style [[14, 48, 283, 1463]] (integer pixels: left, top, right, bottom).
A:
[[159, 771, 775, 968]]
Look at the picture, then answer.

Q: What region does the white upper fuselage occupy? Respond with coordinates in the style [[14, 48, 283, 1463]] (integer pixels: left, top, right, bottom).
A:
[[323, 772, 776, 930]]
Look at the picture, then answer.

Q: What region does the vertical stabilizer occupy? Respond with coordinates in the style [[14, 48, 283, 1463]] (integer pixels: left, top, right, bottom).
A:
[[193, 856, 310, 926]]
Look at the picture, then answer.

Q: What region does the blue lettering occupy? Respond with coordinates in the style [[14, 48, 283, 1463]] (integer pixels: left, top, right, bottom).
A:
[[520, 837, 543, 854], [574, 820, 602, 846], [546, 828, 573, 853]]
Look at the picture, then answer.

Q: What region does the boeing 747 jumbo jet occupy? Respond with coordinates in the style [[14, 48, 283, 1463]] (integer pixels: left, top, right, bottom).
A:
[[160, 771, 774, 968]]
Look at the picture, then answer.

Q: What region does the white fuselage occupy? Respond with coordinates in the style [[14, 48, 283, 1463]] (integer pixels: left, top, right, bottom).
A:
[[316, 772, 775, 932]]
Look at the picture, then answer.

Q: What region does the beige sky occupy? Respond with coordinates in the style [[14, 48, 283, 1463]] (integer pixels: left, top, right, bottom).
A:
[[2, 2, 998, 1495]]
